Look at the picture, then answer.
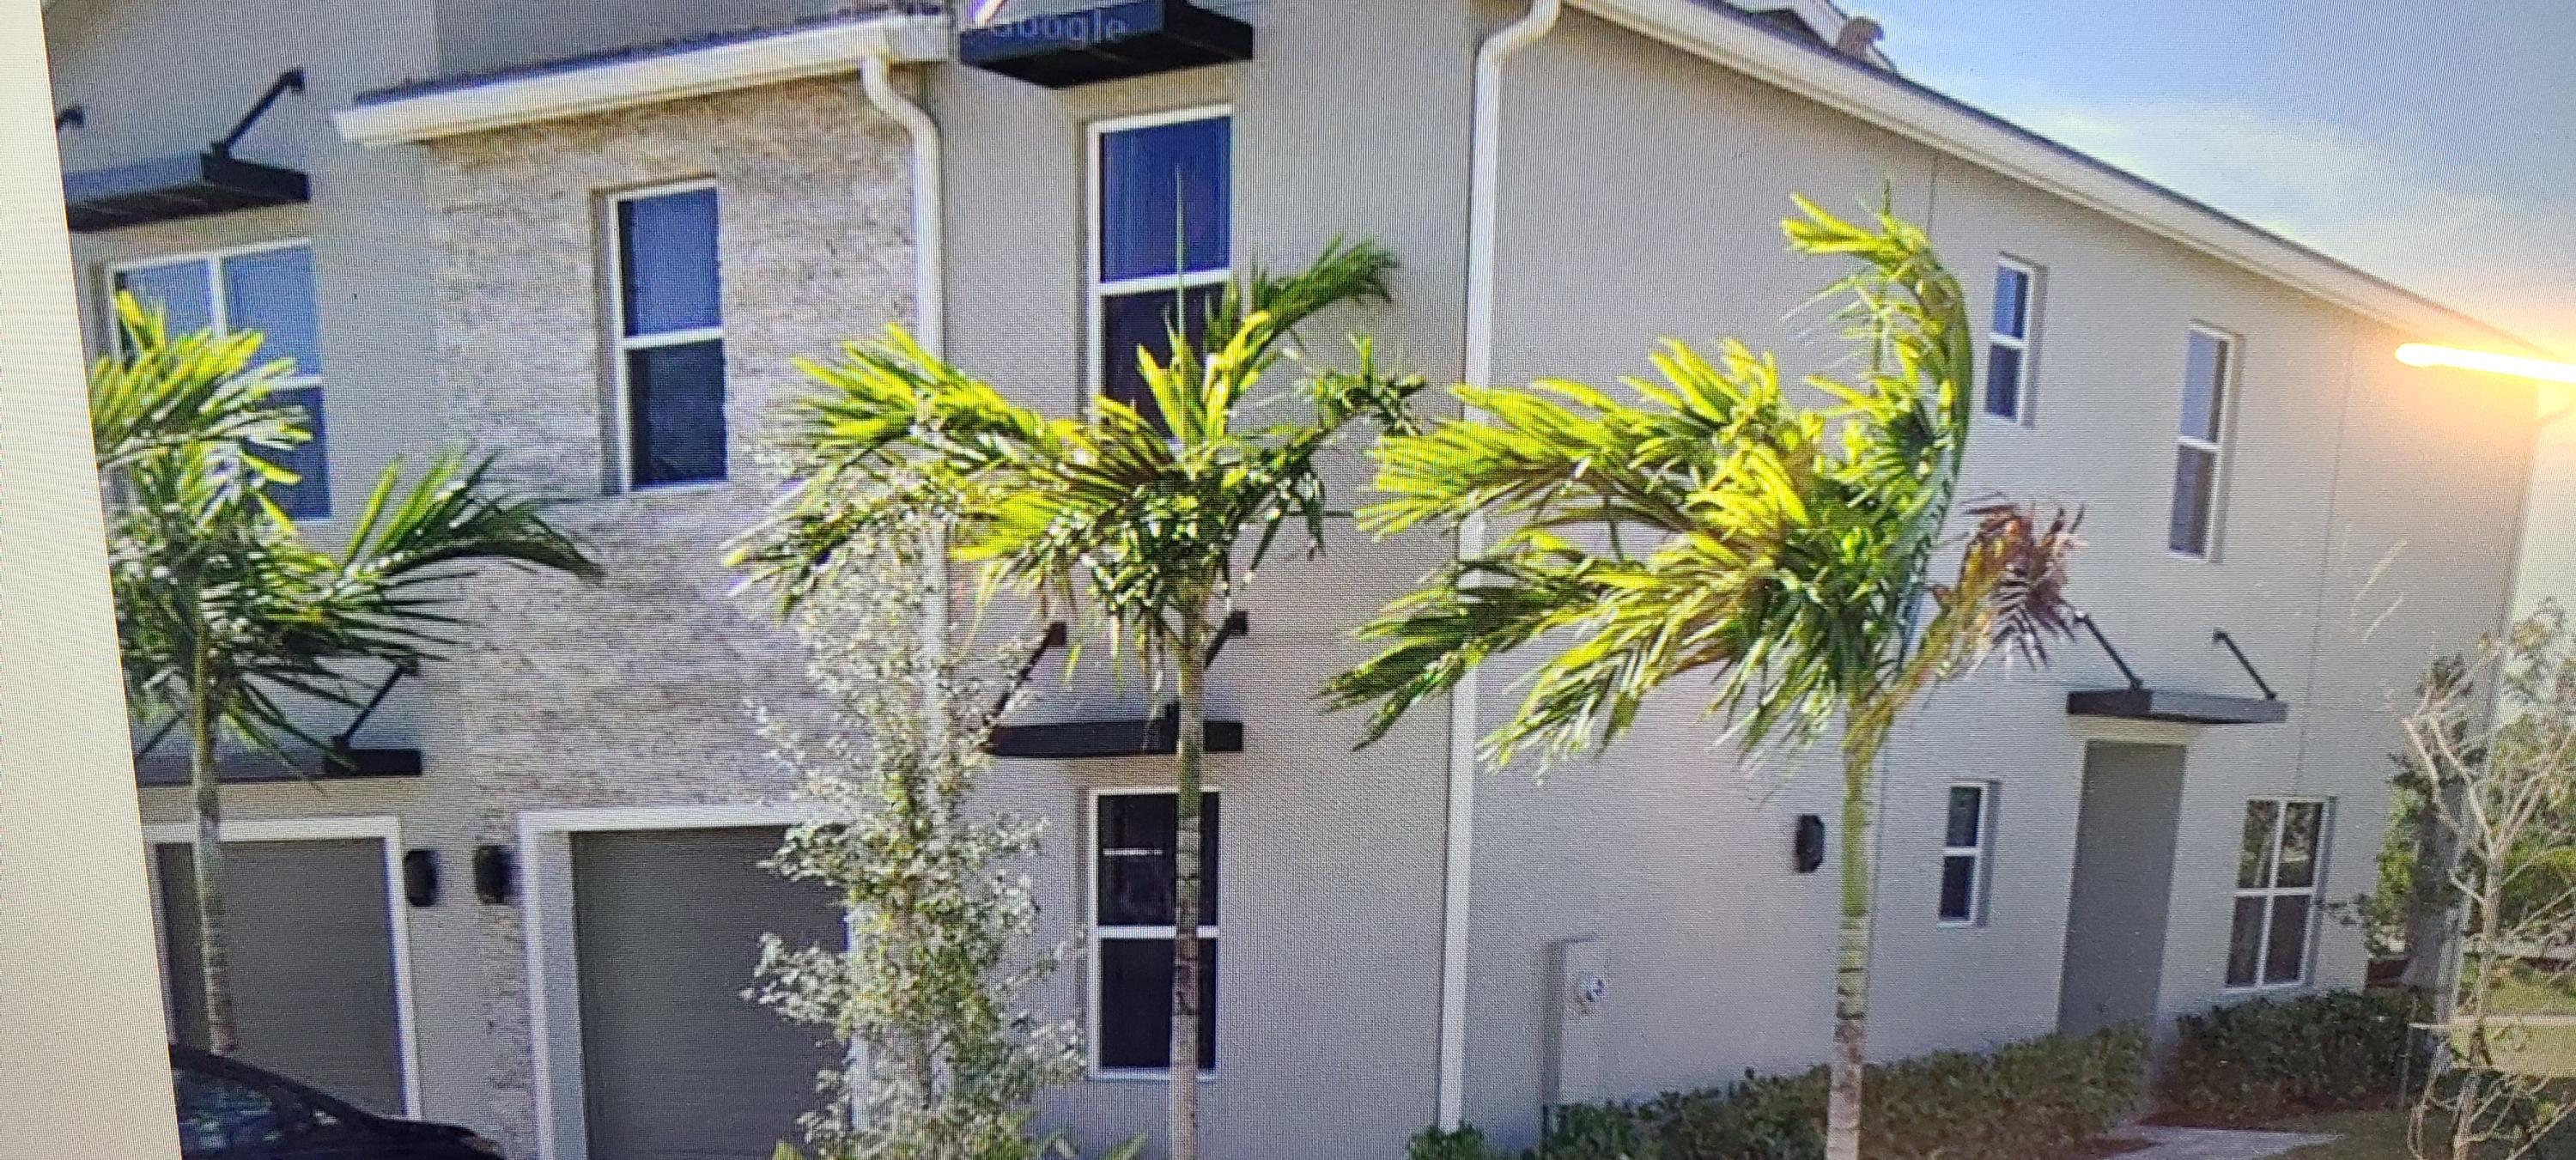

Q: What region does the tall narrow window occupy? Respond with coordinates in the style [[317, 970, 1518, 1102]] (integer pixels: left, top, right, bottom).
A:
[[1092, 790, 1218, 1074], [2170, 328, 2233, 557], [1984, 259, 2038, 422], [2227, 798, 2328, 988], [613, 183, 725, 488], [114, 242, 330, 519], [1091, 108, 1231, 431], [1939, 781, 1994, 926]]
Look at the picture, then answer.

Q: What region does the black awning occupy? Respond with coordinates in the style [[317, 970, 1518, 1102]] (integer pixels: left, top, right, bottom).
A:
[[987, 713, 1244, 759], [2066, 688, 2289, 726], [134, 746, 422, 787], [962, 0, 1254, 88], [64, 151, 310, 233]]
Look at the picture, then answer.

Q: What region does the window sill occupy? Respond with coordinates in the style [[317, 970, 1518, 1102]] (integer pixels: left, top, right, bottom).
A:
[[617, 478, 736, 498], [2222, 979, 2312, 995], [1089, 1068, 1218, 1084]]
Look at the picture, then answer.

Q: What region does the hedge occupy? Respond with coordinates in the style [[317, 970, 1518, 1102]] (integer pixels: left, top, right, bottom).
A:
[[2154, 989, 2421, 1124], [1411, 1023, 2149, 1160]]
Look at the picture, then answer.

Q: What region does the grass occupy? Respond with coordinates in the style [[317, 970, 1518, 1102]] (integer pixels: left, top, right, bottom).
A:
[[2273, 1109, 2409, 1159], [2489, 969, 2576, 1017]]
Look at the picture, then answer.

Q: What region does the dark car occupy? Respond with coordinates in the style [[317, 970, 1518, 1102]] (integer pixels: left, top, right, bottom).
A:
[[171, 1045, 504, 1158]]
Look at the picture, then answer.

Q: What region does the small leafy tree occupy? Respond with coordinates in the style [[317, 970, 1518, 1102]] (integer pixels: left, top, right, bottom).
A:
[[744, 489, 1082, 1160], [732, 240, 1425, 1160], [96, 297, 597, 1054], [1322, 199, 2081, 1160], [2400, 605, 2576, 1160]]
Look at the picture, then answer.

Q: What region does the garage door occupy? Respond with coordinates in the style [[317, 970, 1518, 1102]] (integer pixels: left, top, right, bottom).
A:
[[573, 826, 842, 1160], [155, 838, 407, 1115]]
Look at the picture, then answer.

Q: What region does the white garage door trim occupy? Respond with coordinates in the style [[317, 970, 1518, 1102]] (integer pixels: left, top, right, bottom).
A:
[[519, 804, 817, 1160], [141, 814, 423, 1119]]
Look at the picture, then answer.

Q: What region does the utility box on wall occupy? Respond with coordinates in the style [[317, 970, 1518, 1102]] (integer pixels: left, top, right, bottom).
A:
[[1543, 937, 1611, 1109]]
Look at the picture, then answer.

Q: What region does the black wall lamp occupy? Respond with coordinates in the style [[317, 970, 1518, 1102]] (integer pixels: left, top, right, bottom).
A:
[[401, 848, 440, 908], [1793, 815, 1826, 874], [473, 844, 515, 904]]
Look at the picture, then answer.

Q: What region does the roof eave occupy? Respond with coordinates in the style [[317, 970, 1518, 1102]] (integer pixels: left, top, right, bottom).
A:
[[333, 13, 950, 147], [1573, 0, 2533, 353]]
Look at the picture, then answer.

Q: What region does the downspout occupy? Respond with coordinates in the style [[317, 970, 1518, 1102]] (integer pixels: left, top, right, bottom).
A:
[[1438, 0, 1562, 1133]]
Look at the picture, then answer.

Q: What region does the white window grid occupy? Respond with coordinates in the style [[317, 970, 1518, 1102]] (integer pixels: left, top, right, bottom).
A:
[[2228, 796, 2330, 992], [2172, 325, 2238, 561], [1083, 785, 1220, 1081], [1985, 257, 2039, 423], [1940, 780, 1995, 927], [605, 178, 723, 493], [108, 239, 326, 519], [1084, 105, 1234, 408]]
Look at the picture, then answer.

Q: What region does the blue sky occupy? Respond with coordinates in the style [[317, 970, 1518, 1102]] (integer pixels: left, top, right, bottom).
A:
[[1855, 0, 2576, 354]]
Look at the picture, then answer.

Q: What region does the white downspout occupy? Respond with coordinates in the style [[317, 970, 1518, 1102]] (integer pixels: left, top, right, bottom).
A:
[[1438, 0, 1561, 1133]]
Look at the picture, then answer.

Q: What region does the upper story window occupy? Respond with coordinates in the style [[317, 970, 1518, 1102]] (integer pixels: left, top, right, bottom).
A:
[[1984, 259, 2038, 422], [2227, 798, 2328, 989], [114, 242, 329, 519], [1091, 107, 1232, 431], [1091, 788, 1218, 1076], [2168, 327, 2235, 558], [1939, 780, 1995, 926], [611, 182, 725, 489]]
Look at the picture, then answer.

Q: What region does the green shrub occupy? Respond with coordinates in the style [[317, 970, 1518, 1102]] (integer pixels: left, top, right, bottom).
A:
[[1419, 1023, 2148, 1160], [2155, 989, 2421, 1123], [1409, 1126, 1500, 1160]]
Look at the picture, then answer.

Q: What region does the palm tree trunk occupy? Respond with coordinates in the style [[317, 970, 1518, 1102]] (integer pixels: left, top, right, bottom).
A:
[[188, 647, 241, 1055], [1824, 731, 1879, 1160], [1167, 616, 1208, 1160]]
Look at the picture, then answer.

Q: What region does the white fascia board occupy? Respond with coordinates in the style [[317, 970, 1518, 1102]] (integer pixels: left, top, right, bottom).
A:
[[1571, 0, 2531, 352], [334, 14, 948, 147]]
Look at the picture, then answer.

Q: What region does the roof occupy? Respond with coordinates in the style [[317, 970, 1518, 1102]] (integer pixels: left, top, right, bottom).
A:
[[1588, 0, 2534, 352]]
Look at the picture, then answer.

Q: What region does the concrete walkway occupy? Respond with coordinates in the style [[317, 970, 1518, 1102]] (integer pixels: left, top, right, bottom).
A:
[[2116, 1126, 2338, 1159]]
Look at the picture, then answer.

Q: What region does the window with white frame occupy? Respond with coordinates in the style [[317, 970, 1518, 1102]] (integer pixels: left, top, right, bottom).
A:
[[2228, 798, 2329, 988], [1091, 107, 1231, 431], [2169, 327, 2234, 557], [1939, 781, 1995, 925], [1091, 789, 1218, 1074], [611, 182, 725, 489], [1984, 259, 2038, 422], [114, 242, 330, 519]]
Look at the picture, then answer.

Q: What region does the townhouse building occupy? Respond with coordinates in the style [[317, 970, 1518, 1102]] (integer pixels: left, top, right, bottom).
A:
[[45, 1, 2543, 1158]]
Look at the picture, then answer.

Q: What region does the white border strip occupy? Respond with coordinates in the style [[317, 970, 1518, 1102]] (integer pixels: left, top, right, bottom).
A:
[[334, 15, 949, 146], [141, 814, 426, 1120], [518, 803, 812, 1160]]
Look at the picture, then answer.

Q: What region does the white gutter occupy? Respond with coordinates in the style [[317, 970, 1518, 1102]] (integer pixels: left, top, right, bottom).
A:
[[1566, 0, 2531, 352], [1437, 0, 1562, 1133], [860, 53, 944, 359], [333, 15, 948, 146]]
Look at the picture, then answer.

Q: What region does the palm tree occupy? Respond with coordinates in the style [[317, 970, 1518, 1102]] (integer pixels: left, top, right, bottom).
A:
[[96, 297, 598, 1054], [1321, 198, 2082, 1160], [732, 241, 1423, 1160]]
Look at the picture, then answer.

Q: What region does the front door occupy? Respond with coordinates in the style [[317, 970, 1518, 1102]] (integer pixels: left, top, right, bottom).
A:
[[2057, 742, 2187, 1037]]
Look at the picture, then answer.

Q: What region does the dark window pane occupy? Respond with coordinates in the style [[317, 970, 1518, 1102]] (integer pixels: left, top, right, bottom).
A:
[[117, 259, 214, 340], [628, 339, 726, 486], [2227, 896, 2266, 987], [1992, 265, 2030, 337], [2264, 896, 2312, 984], [2239, 801, 2281, 889], [173, 1064, 289, 1153], [1984, 343, 2023, 420], [1099, 116, 1230, 282], [1939, 854, 1977, 922], [270, 384, 331, 519], [1101, 283, 1224, 433], [1945, 786, 1984, 848], [619, 187, 720, 337], [1097, 792, 1218, 927], [2277, 802, 2325, 889], [223, 246, 321, 375], [2170, 445, 2218, 556], [2181, 331, 2229, 441], [1097, 938, 1217, 1071]]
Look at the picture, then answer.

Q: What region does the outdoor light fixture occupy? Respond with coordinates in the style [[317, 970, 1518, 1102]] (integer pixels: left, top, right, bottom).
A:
[[1793, 815, 1826, 874], [401, 849, 440, 908], [2396, 343, 2576, 386], [472, 844, 515, 904]]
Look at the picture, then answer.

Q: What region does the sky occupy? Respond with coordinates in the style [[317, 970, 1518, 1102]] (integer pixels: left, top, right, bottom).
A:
[[1852, 0, 2576, 355]]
